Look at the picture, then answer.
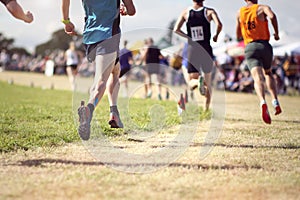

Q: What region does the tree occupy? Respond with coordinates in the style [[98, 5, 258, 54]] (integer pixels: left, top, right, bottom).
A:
[[35, 29, 84, 55], [0, 33, 15, 50], [156, 19, 177, 49], [0, 32, 30, 55]]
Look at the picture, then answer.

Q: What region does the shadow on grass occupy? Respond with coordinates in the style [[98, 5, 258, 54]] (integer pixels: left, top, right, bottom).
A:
[[13, 159, 262, 171], [193, 143, 300, 150]]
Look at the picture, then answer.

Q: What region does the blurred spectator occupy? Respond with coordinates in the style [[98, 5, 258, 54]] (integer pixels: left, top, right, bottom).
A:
[[237, 70, 254, 93], [0, 49, 10, 70], [119, 40, 134, 97], [65, 41, 79, 90], [283, 55, 298, 91], [54, 50, 66, 75]]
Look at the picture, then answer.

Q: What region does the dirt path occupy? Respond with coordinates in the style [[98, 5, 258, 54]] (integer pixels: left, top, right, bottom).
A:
[[0, 71, 299, 199]]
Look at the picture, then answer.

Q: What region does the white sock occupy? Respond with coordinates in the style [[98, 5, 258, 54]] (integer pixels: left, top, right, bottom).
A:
[[272, 99, 279, 107], [189, 79, 198, 89], [260, 100, 267, 107]]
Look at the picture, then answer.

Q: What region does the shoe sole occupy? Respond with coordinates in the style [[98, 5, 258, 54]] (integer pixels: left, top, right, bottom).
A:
[[78, 106, 91, 140], [109, 119, 124, 128], [109, 120, 120, 128], [108, 114, 124, 128]]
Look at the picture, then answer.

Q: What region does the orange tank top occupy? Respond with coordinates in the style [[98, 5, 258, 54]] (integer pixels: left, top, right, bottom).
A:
[[239, 4, 270, 45]]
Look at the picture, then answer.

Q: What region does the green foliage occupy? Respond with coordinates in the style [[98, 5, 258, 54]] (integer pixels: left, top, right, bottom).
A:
[[35, 29, 84, 55]]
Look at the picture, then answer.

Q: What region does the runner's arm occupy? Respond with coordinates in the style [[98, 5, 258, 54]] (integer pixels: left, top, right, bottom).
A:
[[6, 1, 33, 23], [61, 0, 76, 35], [210, 9, 223, 42], [236, 11, 243, 41], [173, 9, 188, 39], [263, 5, 280, 40]]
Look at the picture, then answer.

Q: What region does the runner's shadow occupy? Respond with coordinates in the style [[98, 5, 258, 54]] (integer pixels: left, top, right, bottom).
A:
[[15, 158, 262, 171], [193, 142, 300, 150]]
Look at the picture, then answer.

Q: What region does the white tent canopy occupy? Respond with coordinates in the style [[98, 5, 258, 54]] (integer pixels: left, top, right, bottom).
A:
[[270, 31, 299, 48], [273, 42, 300, 57]]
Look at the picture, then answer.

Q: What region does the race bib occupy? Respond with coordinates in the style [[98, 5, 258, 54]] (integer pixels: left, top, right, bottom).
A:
[[191, 26, 204, 41]]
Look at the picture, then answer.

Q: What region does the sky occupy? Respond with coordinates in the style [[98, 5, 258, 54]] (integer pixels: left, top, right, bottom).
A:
[[0, 0, 299, 53]]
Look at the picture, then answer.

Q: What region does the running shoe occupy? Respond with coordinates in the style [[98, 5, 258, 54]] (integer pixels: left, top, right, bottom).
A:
[[261, 103, 271, 124], [272, 99, 282, 115], [198, 76, 206, 96], [109, 112, 124, 128], [78, 101, 91, 140], [177, 93, 186, 115], [274, 105, 282, 115], [178, 93, 185, 110]]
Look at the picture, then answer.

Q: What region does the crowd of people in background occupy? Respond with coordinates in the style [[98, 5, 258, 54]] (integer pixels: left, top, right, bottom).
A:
[[1, 41, 300, 95]]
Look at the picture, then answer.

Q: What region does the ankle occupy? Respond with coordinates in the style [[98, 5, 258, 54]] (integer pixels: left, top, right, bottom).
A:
[[260, 100, 267, 107], [272, 99, 280, 107]]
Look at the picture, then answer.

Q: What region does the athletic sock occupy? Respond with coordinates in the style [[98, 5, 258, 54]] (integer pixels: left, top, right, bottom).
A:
[[260, 100, 267, 107], [110, 105, 119, 116], [272, 99, 280, 107], [272, 99, 282, 115], [87, 103, 94, 119]]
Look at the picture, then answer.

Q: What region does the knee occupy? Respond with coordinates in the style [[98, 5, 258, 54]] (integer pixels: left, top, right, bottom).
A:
[[264, 69, 272, 76], [91, 81, 106, 93]]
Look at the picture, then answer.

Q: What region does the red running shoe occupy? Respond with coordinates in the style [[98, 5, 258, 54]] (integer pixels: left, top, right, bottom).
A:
[[274, 105, 282, 115], [261, 103, 271, 124]]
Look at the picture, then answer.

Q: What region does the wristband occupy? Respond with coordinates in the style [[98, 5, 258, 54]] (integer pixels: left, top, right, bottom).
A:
[[61, 18, 70, 24]]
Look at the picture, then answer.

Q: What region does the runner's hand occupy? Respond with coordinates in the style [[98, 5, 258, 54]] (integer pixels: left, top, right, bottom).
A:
[[213, 35, 218, 42], [120, 3, 127, 16], [274, 33, 280, 41], [64, 22, 77, 36]]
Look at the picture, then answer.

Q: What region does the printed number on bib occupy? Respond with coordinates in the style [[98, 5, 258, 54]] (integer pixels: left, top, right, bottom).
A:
[[191, 26, 204, 41]]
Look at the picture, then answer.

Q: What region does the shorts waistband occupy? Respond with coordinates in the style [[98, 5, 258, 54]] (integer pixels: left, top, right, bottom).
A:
[[250, 40, 269, 44]]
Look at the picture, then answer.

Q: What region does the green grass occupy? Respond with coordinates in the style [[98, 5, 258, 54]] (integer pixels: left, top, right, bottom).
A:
[[0, 81, 77, 152], [0, 81, 211, 152]]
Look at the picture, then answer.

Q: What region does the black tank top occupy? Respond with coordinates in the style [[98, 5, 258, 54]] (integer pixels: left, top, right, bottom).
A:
[[145, 45, 161, 64], [186, 7, 211, 45]]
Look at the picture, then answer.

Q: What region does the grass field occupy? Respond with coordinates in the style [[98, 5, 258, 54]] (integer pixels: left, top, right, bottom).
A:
[[0, 74, 300, 199]]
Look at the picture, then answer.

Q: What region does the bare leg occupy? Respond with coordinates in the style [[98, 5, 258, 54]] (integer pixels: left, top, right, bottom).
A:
[[66, 66, 76, 90], [145, 73, 152, 98], [107, 62, 121, 106], [251, 67, 266, 103], [157, 74, 163, 99], [264, 69, 282, 115], [188, 72, 200, 90], [88, 52, 117, 106], [251, 67, 272, 124], [204, 72, 212, 111], [264, 69, 278, 100]]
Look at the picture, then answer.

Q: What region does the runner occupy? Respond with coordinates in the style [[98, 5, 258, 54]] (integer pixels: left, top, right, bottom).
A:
[[236, 0, 282, 124], [65, 41, 79, 91], [119, 40, 134, 97], [61, 0, 136, 140], [1, 0, 33, 23], [174, 0, 222, 110], [140, 37, 164, 100]]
